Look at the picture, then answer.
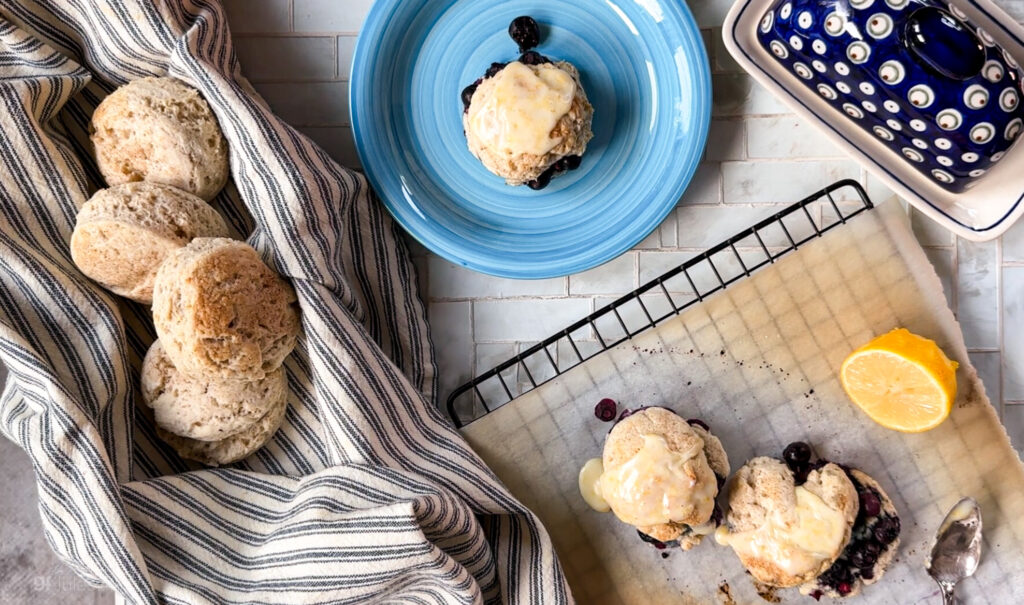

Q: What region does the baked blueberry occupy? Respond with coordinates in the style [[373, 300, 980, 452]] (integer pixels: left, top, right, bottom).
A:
[[519, 50, 551, 65], [527, 165, 555, 190], [783, 441, 812, 467], [859, 491, 882, 518], [461, 83, 478, 112], [509, 16, 541, 52], [637, 530, 669, 549], [873, 516, 901, 545], [594, 398, 617, 422], [686, 418, 709, 431], [484, 62, 507, 78]]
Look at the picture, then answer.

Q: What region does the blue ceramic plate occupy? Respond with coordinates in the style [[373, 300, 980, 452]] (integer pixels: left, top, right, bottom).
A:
[[350, 0, 710, 278]]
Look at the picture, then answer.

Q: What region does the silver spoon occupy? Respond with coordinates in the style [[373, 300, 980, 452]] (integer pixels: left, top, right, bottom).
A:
[[925, 497, 983, 605]]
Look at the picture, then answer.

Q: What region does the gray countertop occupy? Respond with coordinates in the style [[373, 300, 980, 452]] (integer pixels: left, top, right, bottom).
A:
[[2, 0, 1022, 602]]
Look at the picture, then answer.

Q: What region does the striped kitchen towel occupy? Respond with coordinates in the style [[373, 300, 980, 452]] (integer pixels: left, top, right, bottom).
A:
[[0, 1, 570, 603]]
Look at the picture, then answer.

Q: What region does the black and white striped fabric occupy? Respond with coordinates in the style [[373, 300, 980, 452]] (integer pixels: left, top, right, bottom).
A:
[[0, 1, 570, 602]]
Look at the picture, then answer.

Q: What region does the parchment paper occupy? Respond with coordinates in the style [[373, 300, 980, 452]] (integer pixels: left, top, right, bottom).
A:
[[462, 200, 1024, 604]]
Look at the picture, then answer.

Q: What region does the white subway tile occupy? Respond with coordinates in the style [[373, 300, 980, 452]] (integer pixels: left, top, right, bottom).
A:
[[474, 299, 591, 341], [294, 0, 372, 32], [1002, 214, 1024, 262], [337, 36, 358, 80], [713, 74, 790, 116], [676, 204, 793, 248], [569, 252, 636, 295], [473, 342, 519, 405], [475, 342, 517, 375], [428, 256, 565, 299], [234, 37, 336, 81], [680, 162, 722, 205], [633, 229, 661, 249], [911, 207, 954, 246], [223, 0, 291, 33], [711, 28, 743, 73], [1003, 267, 1024, 400], [706, 120, 745, 162], [1002, 404, 1024, 455], [638, 251, 692, 291], [722, 160, 860, 205], [862, 172, 898, 206], [519, 341, 559, 389], [924, 247, 955, 311], [429, 302, 473, 402], [593, 292, 679, 333], [968, 351, 1001, 412], [660, 208, 679, 247], [556, 338, 604, 364], [957, 239, 998, 349], [591, 295, 670, 340], [295, 127, 361, 168], [746, 116, 844, 159], [691, 0, 738, 28], [252, 81, 349, 125]]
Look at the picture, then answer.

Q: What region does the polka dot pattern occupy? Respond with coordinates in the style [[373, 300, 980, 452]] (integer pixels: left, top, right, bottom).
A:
[[758, 0, 1024, 192]]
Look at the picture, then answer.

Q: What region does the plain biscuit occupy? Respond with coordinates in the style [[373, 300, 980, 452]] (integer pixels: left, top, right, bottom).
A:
[[724, 458, 858, 587], [141, 339, 286, 441], [157, 392, 288, 466], [152, 237, 300, 381], [91, 77, 229, 200], [70, 182, 228, 303]]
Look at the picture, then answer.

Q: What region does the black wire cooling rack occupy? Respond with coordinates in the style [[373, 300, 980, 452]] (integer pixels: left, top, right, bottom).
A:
[[445, 179, 875, 428]]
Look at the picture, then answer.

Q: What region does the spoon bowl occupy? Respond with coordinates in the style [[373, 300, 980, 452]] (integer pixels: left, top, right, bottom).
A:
[[926, 497, 983, 604]]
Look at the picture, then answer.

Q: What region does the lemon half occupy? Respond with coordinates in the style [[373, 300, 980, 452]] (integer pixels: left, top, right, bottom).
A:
[[840, 328, 958, 433]]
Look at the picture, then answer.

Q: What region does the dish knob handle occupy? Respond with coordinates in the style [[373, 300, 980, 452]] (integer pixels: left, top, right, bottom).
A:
[[902, 6, 985, 80]]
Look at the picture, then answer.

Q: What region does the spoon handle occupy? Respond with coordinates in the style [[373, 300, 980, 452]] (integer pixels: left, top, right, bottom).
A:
[[939, 582, 956, 605]]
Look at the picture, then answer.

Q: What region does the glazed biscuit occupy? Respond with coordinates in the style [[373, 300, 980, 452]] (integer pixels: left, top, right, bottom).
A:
[[464, 61, 593, 185], [602, 408, 723, 540], [721, 457, 858, 588]]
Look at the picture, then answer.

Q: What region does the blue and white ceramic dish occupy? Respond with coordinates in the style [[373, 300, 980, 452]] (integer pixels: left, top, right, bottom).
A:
[[725, 0, 1024, 240], [350, 0, 710, 279], [758, 0, 1024, 193]]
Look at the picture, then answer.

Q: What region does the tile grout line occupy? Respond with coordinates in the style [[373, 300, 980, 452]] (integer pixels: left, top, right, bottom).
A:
[[249, 78, 350, 84], [997, 235, 1005, 419], [951, 235, 959, 325]]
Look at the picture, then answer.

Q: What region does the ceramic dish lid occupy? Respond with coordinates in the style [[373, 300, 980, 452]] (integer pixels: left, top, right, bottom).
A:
[[758, 0, 1024, 193], [724, 0, 1024, 241]]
